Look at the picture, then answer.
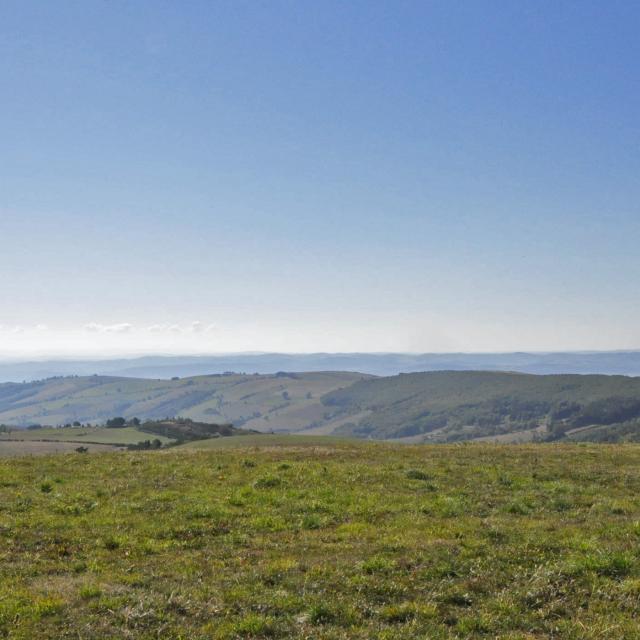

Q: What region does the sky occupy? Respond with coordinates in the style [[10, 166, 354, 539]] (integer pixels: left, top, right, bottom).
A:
[[1, 1, 640, 357]]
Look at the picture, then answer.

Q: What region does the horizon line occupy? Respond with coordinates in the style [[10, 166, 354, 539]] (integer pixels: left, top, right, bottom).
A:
[[1, 349, 640, 363]]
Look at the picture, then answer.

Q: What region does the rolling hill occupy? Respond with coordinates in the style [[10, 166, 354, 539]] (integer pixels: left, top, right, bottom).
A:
[[322, 370, 640, 442], [5, 370, 640, 443], [0, 371, 370, 431]]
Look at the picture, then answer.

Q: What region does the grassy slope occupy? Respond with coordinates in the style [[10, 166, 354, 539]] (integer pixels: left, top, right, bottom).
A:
[[0, 372, 369, 430], [323, 370, 640, 440], [3, 443, 640, 638]]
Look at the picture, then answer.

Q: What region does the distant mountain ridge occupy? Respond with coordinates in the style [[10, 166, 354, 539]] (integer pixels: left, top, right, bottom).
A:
[[2, 351, 640, 382]]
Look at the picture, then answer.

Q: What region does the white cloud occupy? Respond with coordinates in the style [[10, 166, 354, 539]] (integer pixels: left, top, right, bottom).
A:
[[139, 322, 216, 335], [109, 323, 133, 333], [83, 322, 133, 334]]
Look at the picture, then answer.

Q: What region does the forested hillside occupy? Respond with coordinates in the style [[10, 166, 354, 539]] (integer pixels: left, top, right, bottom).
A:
[[322, 371, 640, 442]]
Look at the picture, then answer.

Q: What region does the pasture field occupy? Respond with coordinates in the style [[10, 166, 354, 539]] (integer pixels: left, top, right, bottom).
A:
[[0, 427, 174, 447], [178, 433, 364, 450], [0, 440, 116, 457], [2, 443, 640, 638]]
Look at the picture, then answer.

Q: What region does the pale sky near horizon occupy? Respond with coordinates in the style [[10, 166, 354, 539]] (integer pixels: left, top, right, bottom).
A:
[[2, 1, 640, 357]]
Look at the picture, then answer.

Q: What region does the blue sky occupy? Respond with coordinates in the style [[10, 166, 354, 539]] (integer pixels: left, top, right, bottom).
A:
[[1, 1, 639, 356]]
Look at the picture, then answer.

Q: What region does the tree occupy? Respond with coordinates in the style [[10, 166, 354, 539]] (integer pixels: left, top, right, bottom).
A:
[[106, 417, 126, 428]]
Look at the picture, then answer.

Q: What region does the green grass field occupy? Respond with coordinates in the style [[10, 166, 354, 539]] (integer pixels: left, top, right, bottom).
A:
[[0, 440, 117, 457], [0, 426, 174, 446], [178, 433, 364, 450], [2, 443, 640, 638]]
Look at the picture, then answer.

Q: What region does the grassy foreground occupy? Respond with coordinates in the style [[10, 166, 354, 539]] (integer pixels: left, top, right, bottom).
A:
[[2, 443, 640, 639]]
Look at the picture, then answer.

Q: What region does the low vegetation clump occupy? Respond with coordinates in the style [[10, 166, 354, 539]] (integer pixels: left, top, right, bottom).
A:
[[138, 418, 245, 442], [2, 443, 640, 638]]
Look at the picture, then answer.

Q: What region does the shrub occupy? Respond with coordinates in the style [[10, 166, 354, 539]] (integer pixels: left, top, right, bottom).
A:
[[79, 585, 102, 599], [253, 476, 282, 489], [405, 469, 431, 480], [102, 536, 121, 550], [230, 613, 277, 636], [379, 602, 417, 623], [566, 551, 634, 578], [301, 514, 322, 530], [34, 597, 64, 618], [308, 603, 353, 626], [308, 603, 337, 624], [505, 500, 532, 515], [360, 555, 395, 574]]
